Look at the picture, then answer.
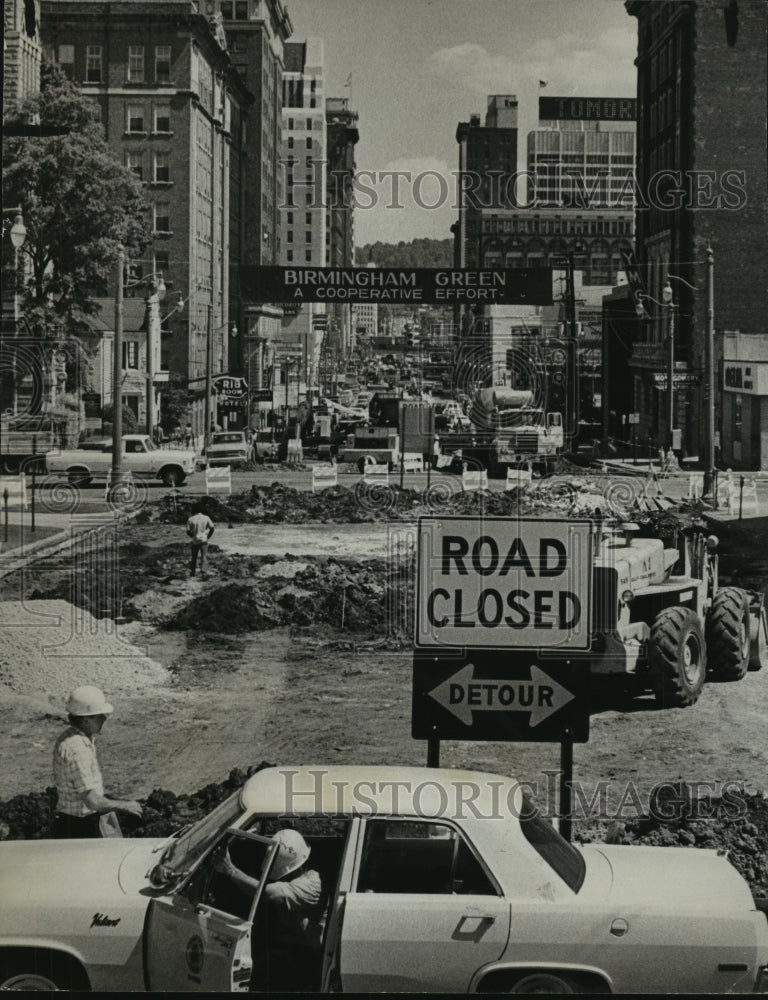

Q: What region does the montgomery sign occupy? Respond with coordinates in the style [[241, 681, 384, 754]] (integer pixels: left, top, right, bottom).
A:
[[240, 266, 553, 305]]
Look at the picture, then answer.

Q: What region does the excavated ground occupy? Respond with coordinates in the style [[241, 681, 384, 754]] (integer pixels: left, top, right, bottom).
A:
[[0, 483, 767, 900]]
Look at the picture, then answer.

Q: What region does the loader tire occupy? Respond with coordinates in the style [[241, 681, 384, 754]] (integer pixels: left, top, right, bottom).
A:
[[649, 606, 706, 708], [706, 587, 751, 681]]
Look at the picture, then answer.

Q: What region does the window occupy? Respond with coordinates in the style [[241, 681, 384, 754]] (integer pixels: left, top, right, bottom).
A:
[[154, 202, 171, 232], [154, 152, 171, 183], [287, 230, 293, 243], [86, 46, 102, 83], [288, 136, 294, 149], [288, 117, 294, 129], [126, 151, 144, 180], [305, 212, 312, 225], [127, 46, 144, 83], [305, 231, 311, 244], [126, 105, 145, 132], [356, 820, 497, 895], [306, 117, 312, 130], [153, 104, 171, 133], [155, 46, 171, 83], [286, 212, 293, 224], [286, 249, 293, 262], [519, 796, 585, 892], [58, 44, 75, 78], [306, 137, 312, 149], [154, 250, 170, 273], [305, 250, 312, 262], [122, 341, 139, 370]]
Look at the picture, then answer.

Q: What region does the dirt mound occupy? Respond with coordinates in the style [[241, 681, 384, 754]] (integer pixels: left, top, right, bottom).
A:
[[164, 558, 403, 636], [0, 600, 168, 709]]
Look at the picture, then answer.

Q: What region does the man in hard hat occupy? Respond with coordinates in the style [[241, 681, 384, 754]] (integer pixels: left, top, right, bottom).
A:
[[52, 685, 143, 839], [216, 828, 324, 989]]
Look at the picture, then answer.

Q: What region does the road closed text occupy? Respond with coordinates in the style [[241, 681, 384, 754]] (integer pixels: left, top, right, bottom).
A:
[[416, 518, 592, 649], [426, 535, 580, 630]]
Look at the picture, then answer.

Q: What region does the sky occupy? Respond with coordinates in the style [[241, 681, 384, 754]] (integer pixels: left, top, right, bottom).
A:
[[283, 0, 638, 246]]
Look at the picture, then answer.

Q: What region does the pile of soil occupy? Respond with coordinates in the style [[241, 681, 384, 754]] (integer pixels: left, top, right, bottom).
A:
[[163, 557, 406, 636], [0, 600, 168, 709]]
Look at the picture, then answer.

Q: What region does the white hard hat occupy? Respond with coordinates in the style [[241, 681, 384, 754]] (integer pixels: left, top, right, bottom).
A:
[[263, 829, 310, 882], [65, 685, 114, 717]]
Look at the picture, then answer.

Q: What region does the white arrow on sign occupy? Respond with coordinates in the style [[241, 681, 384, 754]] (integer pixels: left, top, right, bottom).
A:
[[427, 663, 575, 727]]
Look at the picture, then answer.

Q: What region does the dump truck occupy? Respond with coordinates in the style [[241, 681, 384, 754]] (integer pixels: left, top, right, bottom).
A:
[[591, 522, 767, 706]]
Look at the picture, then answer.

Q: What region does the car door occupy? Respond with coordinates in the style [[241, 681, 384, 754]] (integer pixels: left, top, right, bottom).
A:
[[144, 829, 278, 992], [336, 818, 510, 993]]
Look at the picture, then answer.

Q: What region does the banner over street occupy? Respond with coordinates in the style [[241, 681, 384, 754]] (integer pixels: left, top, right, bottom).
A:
[[239, 266, 553, 305]]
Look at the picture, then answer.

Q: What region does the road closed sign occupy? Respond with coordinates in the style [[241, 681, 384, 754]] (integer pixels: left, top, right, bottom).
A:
[[416, 517, 592, 651]]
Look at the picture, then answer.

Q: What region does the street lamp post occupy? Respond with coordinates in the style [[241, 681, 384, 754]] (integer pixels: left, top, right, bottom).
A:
[[705, 246, 716, 500], [203, 307, 237, 454]]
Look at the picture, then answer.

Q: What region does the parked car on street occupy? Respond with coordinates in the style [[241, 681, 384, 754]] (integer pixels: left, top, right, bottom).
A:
[[1, 765, 767, 993], [205, 431, 249, 469]]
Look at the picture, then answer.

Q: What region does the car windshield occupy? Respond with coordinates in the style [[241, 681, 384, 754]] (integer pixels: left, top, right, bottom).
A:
[[256, 432, 274, 442], [519, 795, 586, 892], [213, 433, 244, 443], [160, 789, 245, 874]]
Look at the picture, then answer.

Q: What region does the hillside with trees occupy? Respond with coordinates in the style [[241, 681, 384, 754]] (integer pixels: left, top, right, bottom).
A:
[[355, 238, 453, 269]]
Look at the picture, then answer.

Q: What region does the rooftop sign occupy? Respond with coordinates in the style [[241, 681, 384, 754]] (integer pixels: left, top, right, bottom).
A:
[[240, 266, 553, 306], [539, 96, 637, 122]]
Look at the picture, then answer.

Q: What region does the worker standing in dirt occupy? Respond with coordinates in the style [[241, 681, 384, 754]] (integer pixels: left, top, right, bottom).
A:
[[187, 500, 215, 578], [52, 686, 143, 839]]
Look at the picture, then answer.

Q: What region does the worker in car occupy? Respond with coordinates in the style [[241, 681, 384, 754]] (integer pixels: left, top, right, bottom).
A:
[[215, 828, 324, 989]]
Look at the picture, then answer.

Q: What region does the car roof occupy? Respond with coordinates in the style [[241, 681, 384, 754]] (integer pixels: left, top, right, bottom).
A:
[[240, 765, 525, 819]]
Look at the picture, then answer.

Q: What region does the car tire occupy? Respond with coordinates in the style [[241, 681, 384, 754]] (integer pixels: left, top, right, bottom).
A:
[[67, 467, 92, 488], [160, 466, 185, 487], [706, 586, 751, 681], [0, 951, 87, 991], [648, 606, 706, 707], [503, 971, 578, 993]]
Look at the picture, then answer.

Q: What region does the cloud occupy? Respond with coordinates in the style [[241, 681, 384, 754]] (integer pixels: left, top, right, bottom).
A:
[[428, 27, 636, 97]]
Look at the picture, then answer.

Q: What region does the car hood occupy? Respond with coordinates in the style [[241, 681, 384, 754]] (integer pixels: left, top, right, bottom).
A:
[[0, 837, 163, 912], [581, 843, 755, 911]]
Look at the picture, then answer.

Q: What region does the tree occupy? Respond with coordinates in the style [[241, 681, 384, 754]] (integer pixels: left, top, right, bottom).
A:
[[159, 372, 191, 433], [2, 63, 150, 326]]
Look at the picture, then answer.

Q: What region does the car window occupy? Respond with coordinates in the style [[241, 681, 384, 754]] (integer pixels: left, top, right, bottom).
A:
[[213, 433, 244, 443], [182, 829, 275, 920], [159, 789, 245, 876], [519, 799, 585, 893], [356, 819, 497, 896]]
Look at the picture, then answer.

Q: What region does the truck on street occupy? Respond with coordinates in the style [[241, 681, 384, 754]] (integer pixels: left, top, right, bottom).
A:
[[45, 434, 198, 487]]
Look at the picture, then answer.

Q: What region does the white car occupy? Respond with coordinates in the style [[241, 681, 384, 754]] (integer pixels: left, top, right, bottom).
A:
[[205, 431, 249, 468], [1, 765, 767, 993]]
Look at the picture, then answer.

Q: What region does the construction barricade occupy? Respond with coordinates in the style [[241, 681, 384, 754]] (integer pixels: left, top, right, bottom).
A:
[[312, 465, 338, 491], [462, 469, 488, 492], [205, 465, 232, 496]]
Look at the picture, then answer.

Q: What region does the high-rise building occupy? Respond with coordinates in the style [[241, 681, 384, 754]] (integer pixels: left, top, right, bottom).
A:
[[216, 0, 292, 422], [325, 95, 358, 358], [41, 0, 252, 434], [453, 93, 635, 414], [625, 0, 768, 467], [3, 0, 42, 117], [277, 38, 326, 396]]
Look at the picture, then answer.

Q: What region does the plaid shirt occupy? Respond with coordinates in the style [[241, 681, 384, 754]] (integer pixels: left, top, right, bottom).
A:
[[53, 726, 104, 817]]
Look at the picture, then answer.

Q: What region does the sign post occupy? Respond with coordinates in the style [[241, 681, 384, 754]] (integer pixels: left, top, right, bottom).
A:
[[412, 516, 593, 837]]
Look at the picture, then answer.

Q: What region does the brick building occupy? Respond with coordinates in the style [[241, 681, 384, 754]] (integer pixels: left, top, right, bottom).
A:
[[42, 0, 252, 435], [625, 0, 768, 466], [217, 0, 291, 424]]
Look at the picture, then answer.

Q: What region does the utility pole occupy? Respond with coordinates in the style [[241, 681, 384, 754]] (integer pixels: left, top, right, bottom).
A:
[[204, 302, 213, 456], [112, 249, 125, 488], [667, 300, 675, 452], [704, 246, 716, 503]]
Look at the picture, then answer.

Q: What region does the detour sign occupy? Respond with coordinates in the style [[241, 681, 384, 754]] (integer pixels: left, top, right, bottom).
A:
[[416, 517, 592, 651]]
